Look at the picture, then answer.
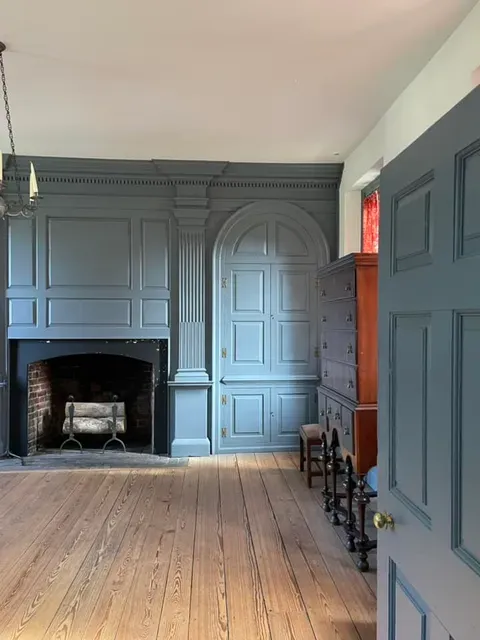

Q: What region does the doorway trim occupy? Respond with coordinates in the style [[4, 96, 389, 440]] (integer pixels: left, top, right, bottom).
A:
[[211, 200, 330, 453]]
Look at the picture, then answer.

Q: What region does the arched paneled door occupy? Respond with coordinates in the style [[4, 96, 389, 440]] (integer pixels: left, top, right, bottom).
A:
[[212, 202, 329, 453]]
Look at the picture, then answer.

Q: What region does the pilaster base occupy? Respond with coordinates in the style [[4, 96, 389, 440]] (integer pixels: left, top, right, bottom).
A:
[[169, 381, 212, 457], [171, 437, 210, 457]]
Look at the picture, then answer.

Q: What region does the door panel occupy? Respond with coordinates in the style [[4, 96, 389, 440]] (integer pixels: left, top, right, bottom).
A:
[[270, 265, 317, 376], [378, 86, 480, 639], [220, 387, 271, 450], [390, 313, 431, 528], [270, 386, 315, 445], [222, 265, 271, 376]]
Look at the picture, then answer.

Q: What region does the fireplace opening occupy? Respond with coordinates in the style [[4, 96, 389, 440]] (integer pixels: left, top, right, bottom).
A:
[[28, 354, 154, 453], [9, 339, 169, 457]]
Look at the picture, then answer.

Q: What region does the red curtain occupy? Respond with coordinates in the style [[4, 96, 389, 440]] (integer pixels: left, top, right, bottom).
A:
[[362, 190, 380, 253]]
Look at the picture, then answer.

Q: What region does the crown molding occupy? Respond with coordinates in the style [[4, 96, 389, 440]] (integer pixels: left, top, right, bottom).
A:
[[4, 156, 343, 192]]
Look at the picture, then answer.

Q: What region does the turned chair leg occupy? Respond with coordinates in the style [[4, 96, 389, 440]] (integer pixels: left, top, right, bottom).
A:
[[306, 441, 313, 488], [299, 435, 305, 472]]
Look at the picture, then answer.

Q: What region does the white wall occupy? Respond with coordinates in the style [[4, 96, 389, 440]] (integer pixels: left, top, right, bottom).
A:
[[339, 0, 480, 256]]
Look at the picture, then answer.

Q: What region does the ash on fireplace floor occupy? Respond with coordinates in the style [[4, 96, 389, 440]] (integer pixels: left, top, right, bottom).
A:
[[0, 451, 189, 471]]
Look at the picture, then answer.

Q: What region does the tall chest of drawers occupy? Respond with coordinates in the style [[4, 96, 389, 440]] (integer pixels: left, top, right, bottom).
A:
[[316, 253, 378, 475]]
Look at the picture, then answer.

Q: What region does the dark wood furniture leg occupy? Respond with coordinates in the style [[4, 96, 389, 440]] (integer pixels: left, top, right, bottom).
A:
[[299, 434, 304, 472], [343, 455, 356, 552], [306, 439, 313, 488], [327, 431, 340, 525], [354, 474, 371, 572], [320, 431, 331, 512]]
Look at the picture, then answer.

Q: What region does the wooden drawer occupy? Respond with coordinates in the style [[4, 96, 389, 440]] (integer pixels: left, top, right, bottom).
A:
[[321, 360, 357, 401], [317, 391, 327, 430], [339, 406, 355, 455], [318, 269, 355, 302], [326, 397, 342, 434], [320, 299, 356, 331], [321, 330, 356, 365]]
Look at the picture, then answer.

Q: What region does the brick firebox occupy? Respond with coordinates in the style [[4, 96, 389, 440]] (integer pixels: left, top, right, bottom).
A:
[[27, 354, 155, 454], [27, 361, 53, 453]]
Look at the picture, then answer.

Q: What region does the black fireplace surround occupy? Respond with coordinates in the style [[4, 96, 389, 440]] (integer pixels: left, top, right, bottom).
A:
[[9, 339, 169, 457]]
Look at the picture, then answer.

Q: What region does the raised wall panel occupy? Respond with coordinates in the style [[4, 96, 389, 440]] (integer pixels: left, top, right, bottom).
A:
[[47, 217, 132, 288], [452, 312, 480, 576], [278, 322, 310, 365], [47, 298, 132, 327], [141, 299, 169, 328], [231, 269, 265, 313], [455, 140, 480, 258], [390, 313, 431, 528], [389, 560, 428, 640], [273, 388, 312, 442], [8, 218, 36, 288], [141, 219, 169, 289], [232, 322, 265, 364], [231, 223, 268, 257], [8, 299, 37, 327], [223, 388, 271, 448], [392, 172, 434, 273], [275, 222, 309, 257], [278, 271, 309, 312]]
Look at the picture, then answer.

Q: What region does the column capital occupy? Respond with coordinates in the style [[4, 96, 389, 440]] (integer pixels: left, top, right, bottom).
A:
[[173, 208, 210, 227]]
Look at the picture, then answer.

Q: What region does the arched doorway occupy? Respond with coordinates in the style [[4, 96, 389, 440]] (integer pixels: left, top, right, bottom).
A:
[[212, 201, 329, 453]]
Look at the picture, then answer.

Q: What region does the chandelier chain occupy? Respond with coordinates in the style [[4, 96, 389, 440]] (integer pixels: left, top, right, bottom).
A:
[[0, 50, 23, 204]]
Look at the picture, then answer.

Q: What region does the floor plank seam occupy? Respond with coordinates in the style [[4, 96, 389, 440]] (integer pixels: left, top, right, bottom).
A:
[[216, 457, 230, 640], [253, 453, 317, 638], [234, 455, 273, 639], [153, 467, 188, 640], [40, 470, 135, 640], [186, 462, 201, 640]]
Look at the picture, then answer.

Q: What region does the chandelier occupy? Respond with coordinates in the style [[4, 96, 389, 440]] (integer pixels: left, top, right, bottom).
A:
[[0, 42, 40, 219]]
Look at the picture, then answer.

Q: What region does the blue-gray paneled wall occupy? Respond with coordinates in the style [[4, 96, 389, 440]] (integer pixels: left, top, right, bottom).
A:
[[5, 157, 342, 350]]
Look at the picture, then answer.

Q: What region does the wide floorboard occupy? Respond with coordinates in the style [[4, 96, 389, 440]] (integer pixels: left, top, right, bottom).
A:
[[0, 453, 376, 640]]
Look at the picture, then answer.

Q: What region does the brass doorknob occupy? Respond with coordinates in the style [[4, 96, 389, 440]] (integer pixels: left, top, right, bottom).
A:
[[373, 512, 394, 530]]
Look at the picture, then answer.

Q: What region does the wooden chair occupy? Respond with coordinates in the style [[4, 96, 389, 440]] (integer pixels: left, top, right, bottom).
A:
[[299, 424, 323, 488]]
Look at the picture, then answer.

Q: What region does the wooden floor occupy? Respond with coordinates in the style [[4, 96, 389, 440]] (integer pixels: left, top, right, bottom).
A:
[[0, 453, 377, 640]]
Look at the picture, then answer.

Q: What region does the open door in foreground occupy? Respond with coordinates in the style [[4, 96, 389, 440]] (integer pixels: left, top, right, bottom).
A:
[[377, 85, 480, 639]]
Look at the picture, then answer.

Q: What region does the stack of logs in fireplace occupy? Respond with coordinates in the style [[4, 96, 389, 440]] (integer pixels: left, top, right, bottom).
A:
[[61, 395, 127, 453]]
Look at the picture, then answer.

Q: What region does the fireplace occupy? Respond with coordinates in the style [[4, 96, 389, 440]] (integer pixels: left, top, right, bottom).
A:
[[9, 340, 168, 457]]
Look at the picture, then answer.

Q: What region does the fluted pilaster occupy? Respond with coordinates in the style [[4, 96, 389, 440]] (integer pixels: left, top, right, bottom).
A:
[[178, 227, 206, 374], [174, 209, 209, 381]]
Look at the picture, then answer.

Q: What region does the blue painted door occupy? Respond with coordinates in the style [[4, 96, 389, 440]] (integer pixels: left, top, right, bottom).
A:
[[377, 86, 480, 639]]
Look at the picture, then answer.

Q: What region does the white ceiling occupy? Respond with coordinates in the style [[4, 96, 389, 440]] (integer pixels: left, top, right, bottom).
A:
[[1, 0, 478, 162]]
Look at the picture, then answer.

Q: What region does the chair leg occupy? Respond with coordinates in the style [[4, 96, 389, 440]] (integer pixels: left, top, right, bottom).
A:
[[306, 441, 312, 488], [299, 435, 305, 472]]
